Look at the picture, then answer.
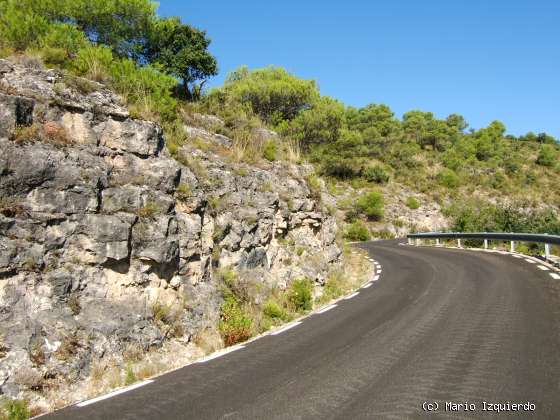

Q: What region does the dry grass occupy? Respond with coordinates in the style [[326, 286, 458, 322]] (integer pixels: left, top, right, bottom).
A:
[[11, 122, 70, 146], [0, 196, 24, 217]]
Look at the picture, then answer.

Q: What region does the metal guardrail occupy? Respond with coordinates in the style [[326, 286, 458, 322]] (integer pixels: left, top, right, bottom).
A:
[[406, 232, 560, 259]]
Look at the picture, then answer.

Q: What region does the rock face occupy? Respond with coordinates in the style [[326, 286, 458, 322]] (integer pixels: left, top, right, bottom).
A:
[[0, 60, 340, 402]]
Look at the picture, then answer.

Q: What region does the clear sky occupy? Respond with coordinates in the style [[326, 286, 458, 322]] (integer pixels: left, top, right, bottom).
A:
[[158, 0, 560, 137]]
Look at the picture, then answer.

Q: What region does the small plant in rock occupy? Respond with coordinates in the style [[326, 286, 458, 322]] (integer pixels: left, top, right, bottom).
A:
[[43, 122, 69, 145], [405, 196, 420, 210], [28, 343, 45, 366], [67, 294, 81, 315], [124, 365, 137, 386], [262, 139, 277, 161], [305, 173, 322, 201], [136, 201, 160, 218], [63, 74, 98, 94], [151, 301, 172, 324], [11, 124, 40, 144], [55, 334, 79, 361], [288, 278, 314, 312], [175, 183, 192, 202], [1, 399, 30, 420], [259, 181, 273, 192]]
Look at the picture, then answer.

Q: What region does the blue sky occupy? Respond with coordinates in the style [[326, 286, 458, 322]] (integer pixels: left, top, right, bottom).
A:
[[158, 0, 560, 137]]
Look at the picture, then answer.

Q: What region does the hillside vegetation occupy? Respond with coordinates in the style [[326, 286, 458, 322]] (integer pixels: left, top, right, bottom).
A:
[[1, 0, 559, 239]]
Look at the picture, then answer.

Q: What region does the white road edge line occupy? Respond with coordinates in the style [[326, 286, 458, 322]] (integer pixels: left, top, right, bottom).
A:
[[76, 380, 154, 407], [550, 273, 560, 280], [362, 282, 372, 288], [317, 304, 337, 314], [197, 344, 245, 363], [271, 321, 302, 336], [524, 259, 536, 264], [373, 275, 380, 281], [344, 291, 360, 300], [537, 265, 550, 271]]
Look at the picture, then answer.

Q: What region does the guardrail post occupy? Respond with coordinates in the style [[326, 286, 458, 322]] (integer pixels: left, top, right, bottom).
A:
[[545, 243, 550, 260], [408, 237, 412, 245], [457, 238, 462, 248], [510, 241, 516, 253], [435, 238, 440, 246], [484, 239, 488, 249], [415, 238, 419, 246]]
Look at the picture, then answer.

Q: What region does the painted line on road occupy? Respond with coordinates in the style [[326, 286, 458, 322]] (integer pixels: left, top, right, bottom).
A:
[[550, 273, 560, 280], [362, 282, 372, 288], [76, 380, 154, 407], [271, 321, 302, 336], [512, 255, 523, 258], [377, 269, 383, 273], [344, 291, 360, 300], [524, 259, 536, 264], [197, 344, 245, 363], [373, 275, 380, 281], [317, 304, 337, 314], [537, 265, 550, 271]]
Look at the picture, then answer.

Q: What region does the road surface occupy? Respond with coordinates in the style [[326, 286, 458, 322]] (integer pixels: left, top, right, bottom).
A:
[[44, 240, 560, 419]]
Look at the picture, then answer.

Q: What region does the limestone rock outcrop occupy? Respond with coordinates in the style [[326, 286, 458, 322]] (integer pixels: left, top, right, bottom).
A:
[[0, 59, 340, 402]]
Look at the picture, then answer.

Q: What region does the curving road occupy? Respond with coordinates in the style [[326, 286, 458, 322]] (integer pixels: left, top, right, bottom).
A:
[[45, 240, 560, 419]]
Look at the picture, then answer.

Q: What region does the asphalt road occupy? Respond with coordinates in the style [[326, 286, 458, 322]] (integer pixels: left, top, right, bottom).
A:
[[44, 240, 560, 419]]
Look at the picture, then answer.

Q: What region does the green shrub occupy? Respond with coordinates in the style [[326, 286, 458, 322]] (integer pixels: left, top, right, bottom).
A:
[[110, 59, 177, 121], [288, 278, 313, 312], [344, 220, 370, 241], [1, 399, 30, 420], [263, 299, 289, 322], [73, 45, 113, 81], [405, 196, 420, 209], [356, 191, 384, 220], [361, 165, 389, 184], [0, 2, 49, 51], [321, 270, 346, 301], [124, 365, 137, 386], [262, 139, 277, 161], [536, 144, 557, 167], [437, 168, 460, 188], [305, 173, 322, 201], [219, 296, 253, 346], [39, 23, 88, 62], [220, 66, 319, 124]]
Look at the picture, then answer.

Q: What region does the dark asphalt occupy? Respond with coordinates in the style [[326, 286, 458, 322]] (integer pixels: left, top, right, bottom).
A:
[[44, 240, 560, 419]]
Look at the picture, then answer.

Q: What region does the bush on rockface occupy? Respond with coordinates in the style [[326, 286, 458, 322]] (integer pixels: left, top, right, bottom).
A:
[[287, 278, 314, 312], [356, 192, 384, 221], [219, 296, 253, 346], [361, 165, 389, 184], [405, 196, 420, 209], [437, 168, 460, 188], [344, 220, 371, 241]]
